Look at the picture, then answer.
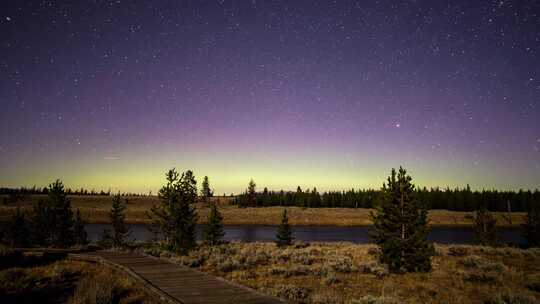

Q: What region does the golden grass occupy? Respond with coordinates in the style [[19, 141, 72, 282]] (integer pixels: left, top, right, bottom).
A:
[[0, 194, 526, 226], [142, 242, 540, 304], [0, 256, 159, 303]]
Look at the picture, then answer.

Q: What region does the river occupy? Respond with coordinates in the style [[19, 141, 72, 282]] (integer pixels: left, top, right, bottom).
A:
[[85, 224, 524, 245]]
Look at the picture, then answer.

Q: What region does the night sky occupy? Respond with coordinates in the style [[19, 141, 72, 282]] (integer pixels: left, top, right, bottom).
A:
[[1, 1, 539, 193]]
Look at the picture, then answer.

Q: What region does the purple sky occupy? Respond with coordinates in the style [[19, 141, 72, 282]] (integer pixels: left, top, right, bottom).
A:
[[1, 1, 539, 193]]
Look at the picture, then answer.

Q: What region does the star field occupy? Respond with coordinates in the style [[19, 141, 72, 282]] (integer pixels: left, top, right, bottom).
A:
[[0, 1, 539, 193]]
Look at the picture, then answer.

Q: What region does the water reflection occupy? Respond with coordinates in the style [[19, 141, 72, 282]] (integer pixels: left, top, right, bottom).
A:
[[85, 224, 524, 245]]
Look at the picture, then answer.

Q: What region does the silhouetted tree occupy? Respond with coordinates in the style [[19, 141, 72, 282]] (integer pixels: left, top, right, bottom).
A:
[[370, 167, 434, 273], [201, 176, 213, 204], [148, 169, 198, 254], [30, 200, 51, 246], [276, 209, 293, 246], [104, 194, 130, 247], [247, 179, 256, 207], [523, 205, 540, 248], [48, 180, 75, 248], [203, 202, 224, 245], [73, 209, 88, 246], [473, 205, 498, 246]]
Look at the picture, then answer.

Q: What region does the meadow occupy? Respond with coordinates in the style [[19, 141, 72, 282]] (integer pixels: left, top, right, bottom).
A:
[[139, 241, 540, 304], [0, 194, 526, 226], [0, 246, 158, 303]]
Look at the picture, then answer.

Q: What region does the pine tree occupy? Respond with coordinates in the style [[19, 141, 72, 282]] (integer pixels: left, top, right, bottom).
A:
[[201, 176, 213, 205], [73, 209, 88, 246], [247, 179, 256, 207], [276, 209, 293, 246], [295, 186, 304, 207], [370, 167, 434, 273], [523, 205, 540, 248], [148, 169, 198, 254], [48, 180, 75, 248], [6, 207, 30, 248], [203, 202, 224, 245], [30, 200, 51, 246], [474, 205, 498, 246], [104, 193, 130, 247], [311, 187, 322, 208]]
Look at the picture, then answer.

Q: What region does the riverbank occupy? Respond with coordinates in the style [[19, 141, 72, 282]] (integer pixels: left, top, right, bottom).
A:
[[0, 194, 525, 227], [137, 242, 540, 304]]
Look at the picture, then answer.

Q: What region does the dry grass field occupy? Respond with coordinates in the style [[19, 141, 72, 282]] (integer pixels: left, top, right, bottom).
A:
[[0, 246, 158, 303], [139, 242, 540, 304], [0, 194, 525, 226]]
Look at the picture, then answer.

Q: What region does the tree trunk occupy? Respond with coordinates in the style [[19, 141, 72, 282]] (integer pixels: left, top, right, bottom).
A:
[[401, 191, 405, 240]]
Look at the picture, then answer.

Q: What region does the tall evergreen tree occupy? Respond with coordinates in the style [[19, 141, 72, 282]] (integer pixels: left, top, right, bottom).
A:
[[295, 186, 304, 207], [30, 200, 51, 246], [73, 209, 88, 246], [276, 209, 293, 246], [370, 167, 434, 273], [148, 169, 198, 254], [523, 205, 540, 247], [104, 194, 130, 247], [200, 176, 214, 204], [247, 179, 257, 207], [48, 180, 75, 248], [473, 205, 498, 246], [203, 202, 224, 245]]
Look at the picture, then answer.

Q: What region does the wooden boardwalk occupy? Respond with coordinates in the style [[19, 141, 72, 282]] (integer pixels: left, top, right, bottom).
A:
[[72, 251, 285, 304]]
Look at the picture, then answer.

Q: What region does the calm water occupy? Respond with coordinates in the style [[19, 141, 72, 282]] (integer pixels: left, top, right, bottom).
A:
[[86, 224, 525, 245]]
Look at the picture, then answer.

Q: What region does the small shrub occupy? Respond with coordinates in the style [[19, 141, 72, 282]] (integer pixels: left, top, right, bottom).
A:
[[269, 265, 310, 277], [321, 271, 340, 286], [274, 284, 310, 302], [448, 246, 470, 257], [69, 270, 119, 304], [215, 258, 242, 273], [175, 255, 203, 268], [231, 271, 256, 281], [327, 256, 357, 273], [140, 246, 164, 257], [461, 255, 483, 268], [367, 246, 380, 257], [359, 261, 388, 278], [311, 293, 341, 304], [464, 270, 500, 283], [461, 256, 507, 273], [290, 252, 316, 266], [484, 290, 537, 304], [245, 251, 270, 267]]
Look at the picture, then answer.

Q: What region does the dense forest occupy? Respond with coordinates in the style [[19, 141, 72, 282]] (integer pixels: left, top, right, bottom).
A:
[[233, 185, 540, 212], [0, 187, 146, 197], [2, 184, 539, 212]]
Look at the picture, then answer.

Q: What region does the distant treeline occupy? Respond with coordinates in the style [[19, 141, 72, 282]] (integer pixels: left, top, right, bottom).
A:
[[0, 187, 147, 197], [233, 185, 540, 212]]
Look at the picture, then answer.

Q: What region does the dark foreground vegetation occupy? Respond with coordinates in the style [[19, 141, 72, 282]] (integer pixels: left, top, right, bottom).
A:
[[0, 245, 157, 303]]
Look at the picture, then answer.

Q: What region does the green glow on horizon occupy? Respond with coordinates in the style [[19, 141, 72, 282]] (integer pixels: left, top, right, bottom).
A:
[[1, 142, 538, 194]]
